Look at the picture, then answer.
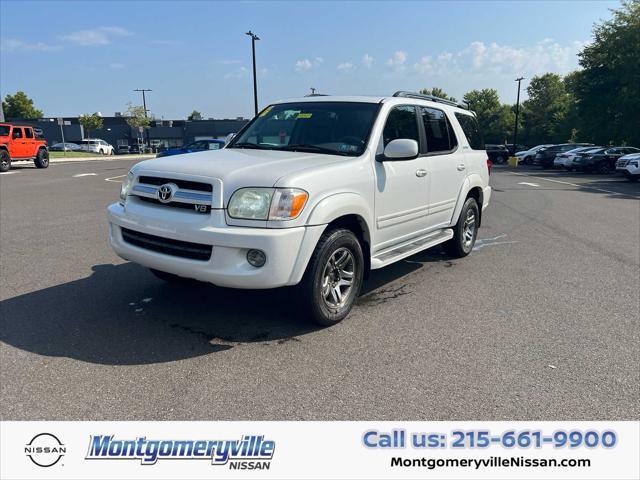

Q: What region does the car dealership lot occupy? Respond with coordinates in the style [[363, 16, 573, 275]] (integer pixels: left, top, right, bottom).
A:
[[1, 159, 638, 420]]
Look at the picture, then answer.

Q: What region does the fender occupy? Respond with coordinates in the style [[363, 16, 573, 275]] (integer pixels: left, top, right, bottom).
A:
[[306, 192, 374, 238], [450, 174, 485, 226], [286, 192, 375, 285]]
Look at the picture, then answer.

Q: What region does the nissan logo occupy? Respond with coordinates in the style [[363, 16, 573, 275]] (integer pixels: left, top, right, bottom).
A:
[[157, 183, 177, 203], [24, 433, 66, 467]]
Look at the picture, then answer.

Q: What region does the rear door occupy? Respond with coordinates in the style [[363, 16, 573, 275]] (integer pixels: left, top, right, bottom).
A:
[[23, 127, 36, 157], [421, 106, 465, 229]]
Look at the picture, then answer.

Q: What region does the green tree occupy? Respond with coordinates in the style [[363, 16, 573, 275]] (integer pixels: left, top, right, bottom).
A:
[[419, 87, 457, 102], [125, 103, 151, 145], [79, 113, 103, 139], [463, 89, 514, 144], [569, 0, 640, 146], [2, 91, 43, 119], [188, 110, 203, 120], [520, 73, 571, 145]]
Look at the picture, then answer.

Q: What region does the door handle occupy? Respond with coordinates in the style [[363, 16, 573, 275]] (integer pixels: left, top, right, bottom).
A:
[[457, 164, 466, 171], [415, 169, 428, 177]]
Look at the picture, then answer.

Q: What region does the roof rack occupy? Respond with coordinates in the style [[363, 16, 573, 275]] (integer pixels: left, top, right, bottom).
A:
[[392, 91, 468, 109]]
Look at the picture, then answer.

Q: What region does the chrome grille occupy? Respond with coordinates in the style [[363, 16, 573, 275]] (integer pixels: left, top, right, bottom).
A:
[[129, 175, 213, 211]]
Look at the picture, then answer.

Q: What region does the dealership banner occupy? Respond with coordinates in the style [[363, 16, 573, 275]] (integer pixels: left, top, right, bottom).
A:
[[2, 421, 638, 479]]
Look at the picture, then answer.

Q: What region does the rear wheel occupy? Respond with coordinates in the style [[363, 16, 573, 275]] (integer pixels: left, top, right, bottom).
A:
[[0, 149, 10, 172], [298, 228, 364, 326], [444, 197, 479, 258], [495, 155, 505, 164], [34, 148, 49, 168]]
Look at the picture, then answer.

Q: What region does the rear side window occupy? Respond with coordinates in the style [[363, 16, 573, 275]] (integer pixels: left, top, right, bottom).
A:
[[383, 105, 419, 146], [454, 113, 483, 150], [421, 107, 457, 153], [24, 128, 34, 139]]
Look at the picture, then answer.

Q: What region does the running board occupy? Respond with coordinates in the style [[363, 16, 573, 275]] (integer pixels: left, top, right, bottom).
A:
[[370, 229, 454, 269]]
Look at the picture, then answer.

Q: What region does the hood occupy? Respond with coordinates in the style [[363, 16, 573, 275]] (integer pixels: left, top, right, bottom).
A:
[[133, 147, 346, 197]]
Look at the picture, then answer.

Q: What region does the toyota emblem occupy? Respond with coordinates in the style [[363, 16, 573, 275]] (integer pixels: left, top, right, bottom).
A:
[[157, 183, 176, 203]]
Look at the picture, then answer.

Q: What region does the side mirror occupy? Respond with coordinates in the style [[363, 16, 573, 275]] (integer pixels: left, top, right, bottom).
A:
[[382, 139, 419, 161]]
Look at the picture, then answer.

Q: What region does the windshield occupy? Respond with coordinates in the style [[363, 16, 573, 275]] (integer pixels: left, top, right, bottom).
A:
[[228, 102, 380, 157]]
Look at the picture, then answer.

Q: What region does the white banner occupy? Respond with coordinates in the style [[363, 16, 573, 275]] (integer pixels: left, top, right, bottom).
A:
[[2, 421, 638, 479]]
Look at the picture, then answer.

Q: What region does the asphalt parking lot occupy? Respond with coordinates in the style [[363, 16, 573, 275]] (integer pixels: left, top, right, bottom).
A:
[[1, 159, 638, 420]]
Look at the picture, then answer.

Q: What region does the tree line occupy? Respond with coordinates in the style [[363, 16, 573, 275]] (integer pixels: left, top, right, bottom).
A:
[[420, 1, 639, 148]]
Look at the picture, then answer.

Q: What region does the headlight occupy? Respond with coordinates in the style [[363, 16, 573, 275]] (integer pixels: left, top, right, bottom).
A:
[[120, 171, 134, 202], [228, 187, 308, 221]]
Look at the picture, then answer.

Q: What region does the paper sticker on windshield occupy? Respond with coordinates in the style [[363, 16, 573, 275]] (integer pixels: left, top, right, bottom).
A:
[[297, 113, 313, 119], [259, 106, 273, 117]]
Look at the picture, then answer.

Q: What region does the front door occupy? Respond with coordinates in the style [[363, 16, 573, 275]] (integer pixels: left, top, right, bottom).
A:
[[373, 105, 430, 250], [9, 127, 25, 158]]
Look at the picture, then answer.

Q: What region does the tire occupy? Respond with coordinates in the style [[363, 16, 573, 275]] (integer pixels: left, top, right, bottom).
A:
[[34, 148, 49, 168], [149, 268, 193, 284], [298, 228, 364, 326], [99, 149, 105, 155], [444, 197, 480, 258], [597, 162, 612, 174], [0, 149, 10, 172], [495, 155, 505, 164], [523, 156, 532, 165]]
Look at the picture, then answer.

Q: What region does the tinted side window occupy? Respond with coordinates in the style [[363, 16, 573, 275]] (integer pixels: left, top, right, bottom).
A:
[[421, 107, 457, 153], [13, 128, 23, 139], [24, 128, 34, 139], [383, 106, 419, 147], [454, 113, 483, 150]]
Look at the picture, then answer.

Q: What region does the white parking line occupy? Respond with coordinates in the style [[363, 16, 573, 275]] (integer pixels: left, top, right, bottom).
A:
[[509, 171, 638, 197], [518, 181, 540, 187], [105, 174, 126, 182], [72, 173, 98, 177], [0, 171, 17, 175]]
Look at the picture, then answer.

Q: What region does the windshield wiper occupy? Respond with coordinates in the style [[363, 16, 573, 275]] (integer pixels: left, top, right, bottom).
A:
[[276, 144, 349, 156], [229, 142, 269, 150]]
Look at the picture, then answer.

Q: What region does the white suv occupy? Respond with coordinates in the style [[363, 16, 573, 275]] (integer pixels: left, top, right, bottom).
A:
[[108, 92, 491, 324], [80, 138, 114, 155]]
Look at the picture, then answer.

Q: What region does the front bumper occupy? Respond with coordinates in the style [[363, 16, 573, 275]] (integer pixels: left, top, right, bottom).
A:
[[107, 202, 325, 289]]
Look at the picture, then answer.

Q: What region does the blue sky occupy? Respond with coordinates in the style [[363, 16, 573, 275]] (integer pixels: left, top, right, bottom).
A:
[[0, 0, 619, 119]]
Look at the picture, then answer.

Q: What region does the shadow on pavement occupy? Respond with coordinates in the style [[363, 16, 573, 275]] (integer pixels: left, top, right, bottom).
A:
[[0, 249, 449, 366]]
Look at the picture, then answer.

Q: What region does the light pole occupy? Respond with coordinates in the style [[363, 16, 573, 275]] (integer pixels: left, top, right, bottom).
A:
[[513, 77, 524, 152], [134, 88, 152, 150], [245, 31, 260, 117]]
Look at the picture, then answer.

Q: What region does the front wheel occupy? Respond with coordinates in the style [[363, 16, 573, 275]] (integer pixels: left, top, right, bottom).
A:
[[444, 197, 479, 258], [298, 228, 364, 326], [597, 162, 612, 174], [0, 150, 10, 172], [34, 148, 49, 168]]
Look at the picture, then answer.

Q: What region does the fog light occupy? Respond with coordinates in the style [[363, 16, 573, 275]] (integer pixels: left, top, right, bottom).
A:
[[247, 249, 266, 267]]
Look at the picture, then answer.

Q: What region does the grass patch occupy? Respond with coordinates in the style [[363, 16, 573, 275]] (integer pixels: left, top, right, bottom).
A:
[[49, 151, 104, 158]]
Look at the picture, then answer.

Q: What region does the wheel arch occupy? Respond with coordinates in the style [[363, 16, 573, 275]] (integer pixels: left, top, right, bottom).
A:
[[451, 176, 485, 227]]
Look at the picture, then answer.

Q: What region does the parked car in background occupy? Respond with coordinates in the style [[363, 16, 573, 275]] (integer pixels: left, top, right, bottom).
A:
[[50, 142, 83, 152], [515, 144, 553, 165], [117, 145, 131, 155], [0, 123, 49, 172], [533, 143, 593, 168], [156, 138, 225, 158], [485, 144, 510, 164], [78, 139, 114, 155], [505, 143, 527, 155], [129, 143, 149, 154], [616, 153, 640, 181], [553, 146, 601, 170], [575, 146, 640, 173]]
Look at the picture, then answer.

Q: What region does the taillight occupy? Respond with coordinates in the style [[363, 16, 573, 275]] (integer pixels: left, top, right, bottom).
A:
[[486, 158, 492, 175]]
